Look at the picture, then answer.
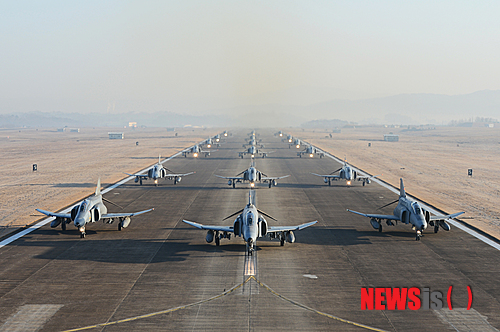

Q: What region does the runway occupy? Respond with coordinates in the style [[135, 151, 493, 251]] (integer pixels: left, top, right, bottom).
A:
[[0, 130, 499, 331]]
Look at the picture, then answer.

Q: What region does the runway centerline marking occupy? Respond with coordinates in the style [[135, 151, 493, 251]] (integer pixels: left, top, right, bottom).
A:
[[61, 276, 388, 332]]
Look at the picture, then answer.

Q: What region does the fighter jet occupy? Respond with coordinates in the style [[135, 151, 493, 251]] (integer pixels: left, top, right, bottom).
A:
[[182, 144, 210, 158], [183, 190, 317, 254], [222, 130, 228, 137], [312, 160, 378, 186], [36, 179, 154, 238], [239, 145, 272, 158], [124, 155, 194, 186], [243, 137, 264, 148], [215, 160, 289, 188], [297, 145, 324, 158], [290, 138, 302, 149], [283, 134, 293, 143], [275, 130, 284, 137], [347, 178, 464, 240]]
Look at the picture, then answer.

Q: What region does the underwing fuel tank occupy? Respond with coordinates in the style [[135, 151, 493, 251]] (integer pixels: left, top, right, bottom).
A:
[[206, 230, 214, 243], [370, 218, 379, 229], [177, 177, 182, 183], [50, 217, 63, 228], [228, 180, 232, 186], [120, 216, 131, 229], [286, 231, 295, 243], [440, 220, 451, 231]]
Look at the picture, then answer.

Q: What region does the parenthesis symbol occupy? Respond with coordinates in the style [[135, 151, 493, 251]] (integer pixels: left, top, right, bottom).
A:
[[467, 286, 472, 310], [447, 286, 453, 310]]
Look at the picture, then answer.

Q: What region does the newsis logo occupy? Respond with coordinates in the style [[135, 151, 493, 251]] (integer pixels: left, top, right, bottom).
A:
[[361, 286, 472, 310]]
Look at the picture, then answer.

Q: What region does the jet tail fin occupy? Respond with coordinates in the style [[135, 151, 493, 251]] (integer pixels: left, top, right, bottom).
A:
[[158, 154, 161, 164], [399, 178, 406, 198], [95, 178, 101, 196]]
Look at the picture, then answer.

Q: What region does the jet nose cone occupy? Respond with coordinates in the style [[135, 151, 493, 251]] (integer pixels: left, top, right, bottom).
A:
[[74, 217, 85, 228]]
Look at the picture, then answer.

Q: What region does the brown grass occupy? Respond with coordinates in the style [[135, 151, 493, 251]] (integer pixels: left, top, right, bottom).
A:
[[0, 127, 217, 237]]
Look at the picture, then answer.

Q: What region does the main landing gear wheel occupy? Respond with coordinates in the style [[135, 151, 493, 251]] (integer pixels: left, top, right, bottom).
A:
[[232, 182, 235, 188], [328, 180, 331, 186], [80, 233, 86, 238], [378, 223, 383, 232], [269, 182, 272, 188], [61, 222, 66, 231], [215, 236, 220, 246], [434, 224, 439, 233], [140, 179, 143, 185], [118, 223, 122, 231], [280, 238, 285, 246]]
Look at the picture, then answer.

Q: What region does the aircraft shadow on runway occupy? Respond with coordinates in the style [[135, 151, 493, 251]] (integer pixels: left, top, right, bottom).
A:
[[17, 231, 248, 264]]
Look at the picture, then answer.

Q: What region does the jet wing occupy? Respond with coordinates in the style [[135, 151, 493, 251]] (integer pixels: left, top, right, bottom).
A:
[[268, 220, 317, 232], [311, 173, 340, 179], [347, 209, 399, 220], [429, 211, 464, 221], [165, 171, 195, 177], [102, 208, 154, 219], [36, 209, 71, 219], [261, 175, 290, 181], [215, 175, 244, 181], [356, 174, 381, 180], [124, 172, 148, 179], [182, 220, 233, 233]]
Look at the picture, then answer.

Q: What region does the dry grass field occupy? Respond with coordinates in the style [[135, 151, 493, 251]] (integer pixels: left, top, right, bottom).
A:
[[289, 126, 500, 239], [0, 126, 217, 237]]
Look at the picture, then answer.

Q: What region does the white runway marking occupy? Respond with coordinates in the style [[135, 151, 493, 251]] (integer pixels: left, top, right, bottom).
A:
[[0, 304, 63, 332], [0, 144, 199, 249]]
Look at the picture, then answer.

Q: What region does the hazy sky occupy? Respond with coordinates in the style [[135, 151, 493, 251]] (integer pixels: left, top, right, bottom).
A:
[[1, 1, 500, 114]]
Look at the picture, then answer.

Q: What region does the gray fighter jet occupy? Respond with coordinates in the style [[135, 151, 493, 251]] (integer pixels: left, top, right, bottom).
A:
[[124, 155, 194, 186], [183, 190, 317, 254], [312, 160, 378, 186], [243, 137, 264, 148], [297, 145, 324, 158], [239, 145, 272, 158], [182, 144, 210, 158], [215, 160, 289, 188], [290, 138, 302, 149], [347, 178, 464, 240], [37, 179, 154, 238]]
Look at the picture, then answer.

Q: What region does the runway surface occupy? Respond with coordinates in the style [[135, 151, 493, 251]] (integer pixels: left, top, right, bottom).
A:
[[1, 130, 499, 331]]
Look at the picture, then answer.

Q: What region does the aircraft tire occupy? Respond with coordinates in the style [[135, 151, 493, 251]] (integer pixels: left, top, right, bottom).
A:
[[80, 233, 85, 239], [140, 179, 142, 185], [215, 236, 220, 246], [378, 224, 382, 232], [434, 225, 439, 233], [280, 238, 285, 246], [269, 182, 272, 188], [118, 223, 122, 231], [363, 182, 365, 186], [232, 182, 235, 188], [61, 222, 66, 231]]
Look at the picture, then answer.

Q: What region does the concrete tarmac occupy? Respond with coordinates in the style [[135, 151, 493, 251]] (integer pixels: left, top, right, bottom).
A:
[[0, 130, 499, 331]]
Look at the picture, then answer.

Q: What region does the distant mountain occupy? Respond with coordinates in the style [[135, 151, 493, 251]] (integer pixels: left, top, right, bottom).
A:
[[1, 90, 499, 127], [304, 90, 500, 125], [0, 111, 229, 128]]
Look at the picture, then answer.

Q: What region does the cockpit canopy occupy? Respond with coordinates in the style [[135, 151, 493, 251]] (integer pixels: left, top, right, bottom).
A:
[[79, 201, 87, 213], [247, 212, 253, 225], [411, 202, 422, 215]]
